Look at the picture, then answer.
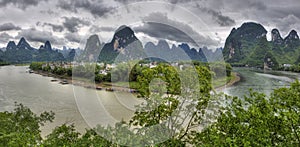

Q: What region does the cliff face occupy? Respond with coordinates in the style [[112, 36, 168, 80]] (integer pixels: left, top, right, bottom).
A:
[[223, 22, 267, 63], [271, 29, 283, 45], [98, 25, 144, 63], [223, 22, 300, 68]]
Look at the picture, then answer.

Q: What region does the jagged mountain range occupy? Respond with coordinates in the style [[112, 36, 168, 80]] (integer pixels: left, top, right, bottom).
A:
[[81, 25, 216, 63], [0, 37, 74, 63], [1, 25, 223, 63], [1, 25, 219, 63], [223, 22, 300, 68]]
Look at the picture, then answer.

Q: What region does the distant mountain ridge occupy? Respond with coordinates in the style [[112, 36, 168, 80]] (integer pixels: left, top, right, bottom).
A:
[[80, 25, 214, 63], [1, 37, 66, 63], [223, 22, 300, 68], [1, 25, 220, 63]]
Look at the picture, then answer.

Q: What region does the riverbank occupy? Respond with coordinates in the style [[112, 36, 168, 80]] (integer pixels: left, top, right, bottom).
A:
[[32, 68, 241, 94], [227, 72, 241, 87], [31, 70, 138, 93], [214, 72, 241, 91]]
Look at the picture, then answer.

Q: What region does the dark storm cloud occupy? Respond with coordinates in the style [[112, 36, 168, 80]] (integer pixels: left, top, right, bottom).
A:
[[0, 32, 13, 43], [206, 9, 235, 27], [0, 23, 21, 31], [64, 32, 82, 43], [57, 0, 114, 18], [134, 12, 219, 47], [63, 17, 90, 33], [197, 6, 235, 27], [0, 0, 48, 10], [16, 28, 64, 45], [134, 22, 196, 44]]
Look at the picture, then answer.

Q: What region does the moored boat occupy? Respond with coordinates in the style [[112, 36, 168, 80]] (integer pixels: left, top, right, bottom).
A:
[[60, 80, 69, 85], [96, 86, 102, 90]]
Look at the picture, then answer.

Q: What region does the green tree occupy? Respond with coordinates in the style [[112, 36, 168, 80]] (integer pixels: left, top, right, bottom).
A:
[[124, 63, 221, 146], [76, 129, 113, 146], [247, 37, 271, 67], [42, 124, 80, 146], [29, 62, 45, 70], [194, 81, 300, 146], [0, 103, 54, 146]]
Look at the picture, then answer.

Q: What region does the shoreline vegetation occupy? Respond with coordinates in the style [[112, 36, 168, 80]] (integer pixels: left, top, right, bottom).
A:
[[31, 69, 138, 93], [214, 72, 240, 91], [0, 61, 10, 66], [29, 62, 241, 93], [32, 69, 241, 93]]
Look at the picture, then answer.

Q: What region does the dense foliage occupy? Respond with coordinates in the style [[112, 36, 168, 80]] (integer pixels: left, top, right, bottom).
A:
[[195, 81, 300, 146], [278, 64, 300, 72], [0, 103, 54, 146]]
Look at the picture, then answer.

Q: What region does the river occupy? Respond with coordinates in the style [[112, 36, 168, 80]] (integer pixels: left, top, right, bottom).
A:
[[0, 65, 142, 136], [0, 66, 299, 136], [224, 67, 300, 97]]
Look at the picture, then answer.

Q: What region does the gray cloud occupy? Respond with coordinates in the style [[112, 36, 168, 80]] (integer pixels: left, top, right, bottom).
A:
[[0, 0, 48, 10], [36, 22, 64, 32], [40, 9, 59, 16], [168, 0, 193, 4], [248, 1, 267, 10], [217, 0, 267, 12], [0, 23, 21, 31], [134, 22, 196, 44], [89, 25, 116, 33], [274, 14, 300, 36], [0, 32, 13, 43], [197, 6, 236, 27], [43, 23, 64, 32], [63, 17, 90, 33], [114, 0, 194, 4], [114, 0, 149, 4], [276, 5, 300, 19], [57, 0, 114, 18], [134, 12, 219, 47], [208, 9, 235, 27], [64, 32, 82, 43], [16, 28, 64, 45]]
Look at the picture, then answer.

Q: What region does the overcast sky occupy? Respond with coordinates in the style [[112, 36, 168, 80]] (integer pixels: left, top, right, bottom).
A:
[[0, 0, 299, 49]]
